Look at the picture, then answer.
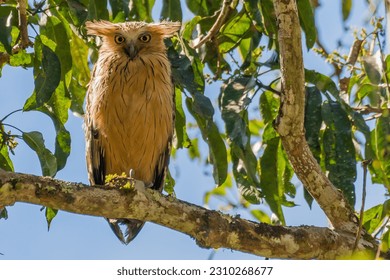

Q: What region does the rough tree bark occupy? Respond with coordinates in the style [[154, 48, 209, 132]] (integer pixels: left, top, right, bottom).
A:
[[0, 0, 380, 259], [0, 169, 376, 259]]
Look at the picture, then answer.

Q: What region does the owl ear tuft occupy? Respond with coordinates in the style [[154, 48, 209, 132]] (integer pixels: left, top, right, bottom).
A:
[[158, 21, 181, 38], [85, 20, 118, 37]]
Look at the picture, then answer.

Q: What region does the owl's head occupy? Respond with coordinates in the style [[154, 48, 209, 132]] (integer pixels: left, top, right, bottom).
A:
[[85, 20, 181, 60]]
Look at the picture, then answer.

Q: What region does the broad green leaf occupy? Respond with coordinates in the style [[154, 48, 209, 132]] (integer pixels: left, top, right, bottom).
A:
[[0, 6, 15, 54], [164, 169, 175, 195], [243, 0, 264, 32], [88, 0, 109, 20], [0, 132, 14, 172], [297, 0, 317, 49], [182, 15, 202, 41], [322, 101, 356, 206], [260, 137, 286, 224], [161, 0, 182, 21], [304, 87, 322, 163], [193, 92, 214, 120], [185, 0, 221, 17], [220, 76, 260, 201], [362, 204, 384, 234], [41, 15, 73, 87], [45, 207, 58, 231], [305, 69, 340, 98], [9, 49, 32, 67], [260, 90, 279, 124], [186, 97, 227, 186], [357, 83, 380, 100], [64, 0, 88, 26], [129, 0, 155, 22], [109, 0, 130, 20], [218, 10, 252, 53], [259, 0, 277, 48], [370, 116, 390, 188], [174, 88, 190, 149], [34, 44, 61, 107], [342, 0, 352, 21], [22, 131, 57, 177], [168, 45, 204, 93], [0, 207, 7, 219]]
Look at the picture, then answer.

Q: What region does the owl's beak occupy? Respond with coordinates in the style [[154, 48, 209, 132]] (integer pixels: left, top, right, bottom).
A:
[[125, 44, 138, 60]]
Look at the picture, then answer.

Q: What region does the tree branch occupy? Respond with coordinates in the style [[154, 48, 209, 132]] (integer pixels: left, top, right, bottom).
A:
[[193, 0, 235, 48], [0, 170, 378, 259], [273, 0, 359, 233]]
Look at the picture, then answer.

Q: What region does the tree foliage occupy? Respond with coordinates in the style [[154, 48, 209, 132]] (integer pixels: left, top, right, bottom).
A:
[[0, 0, 389, 258]]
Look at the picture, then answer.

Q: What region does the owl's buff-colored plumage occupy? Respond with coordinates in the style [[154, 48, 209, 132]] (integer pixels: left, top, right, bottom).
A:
[[84, 20, 180, 244]]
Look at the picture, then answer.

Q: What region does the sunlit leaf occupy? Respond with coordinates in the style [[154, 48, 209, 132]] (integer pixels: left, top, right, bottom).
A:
[[185, 0, 221, 17], [22, 131, 57, 177], [297, 0, 317, 49], [362, 204, 384, 234], [370, 115, 390, 188], [45, 207, 58, 231], [174, 88, 190, 149], [342, 0, 352, 21]]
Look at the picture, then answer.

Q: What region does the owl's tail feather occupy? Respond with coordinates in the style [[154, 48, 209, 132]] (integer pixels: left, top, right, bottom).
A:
[[106, 218, 145, 245]]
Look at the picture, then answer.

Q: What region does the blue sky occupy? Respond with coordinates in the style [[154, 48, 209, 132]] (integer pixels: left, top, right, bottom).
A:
[[0, 1, 387, 259]]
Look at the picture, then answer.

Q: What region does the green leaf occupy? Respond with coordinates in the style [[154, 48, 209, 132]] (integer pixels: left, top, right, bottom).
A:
[[304, 87, 322, 162], [163, 169, 175, 195], [186, 97, 227, 186], [0, 6, 15, 54], [204, 174, 232, 204], [161, 0, 182, 21], [34, 44, 61, 107], [88, 0, 109, 20], [260, 90, 280, 124], [218, 9, 252, 53], [45, 207, 58, 231], [259, 0, 277, 39], [342, 0, 352, 21], [297, 0, 317, 49], [322, 101, 357, 206], [0, 207, 8, 220], [22, 131, 57, 177], [174, 88, 190, 149], [41, 15, 73, 87], [193, 92, 214, 120], [370, 115, 390, 188], [305, 69, 340, 99], [109, 0, 130, 20], [129, 0, 155, 22], [9, 49, 32, 67], [260, 137, 286, 224], [0, 140, 14, 172], [185, 0, 221, 17], [362, 204, 384, 234], [63, 0, 88, 26], [220, 76, 260, 203], [168, 45, 204, 93]]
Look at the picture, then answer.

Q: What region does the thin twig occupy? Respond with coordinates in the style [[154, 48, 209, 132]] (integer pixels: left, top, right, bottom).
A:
[[193, 0, 235, 49], [13, 0, 33, 53], [353, 160, 370, 252], [351, 105, 387, 114]]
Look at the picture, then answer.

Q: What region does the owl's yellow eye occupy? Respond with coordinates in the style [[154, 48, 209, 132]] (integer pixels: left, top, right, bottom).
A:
[[138, 34, 151, 43], [114, 35, 125, 44]]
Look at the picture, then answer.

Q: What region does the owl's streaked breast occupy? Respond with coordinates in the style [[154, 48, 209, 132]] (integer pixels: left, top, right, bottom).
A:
[[89, 53, 174, 184]]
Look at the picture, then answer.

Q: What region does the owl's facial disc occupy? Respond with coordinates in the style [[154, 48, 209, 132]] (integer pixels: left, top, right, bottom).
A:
[[124, 43, 138, 60]]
